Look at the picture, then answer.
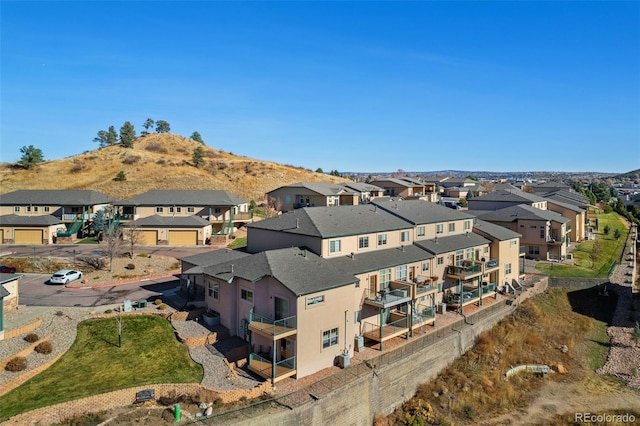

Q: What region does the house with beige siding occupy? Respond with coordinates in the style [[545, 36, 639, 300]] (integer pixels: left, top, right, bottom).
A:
[[341, 182, 385, 202], [266, 182, 359, 212], [180, 249, 251, 300], [368, 178, 427, 198], [471, 220, 525, 288], [471, 205, 569, 261], [467, 189, 548, 211], [0, 273, 21, 339], [545, 199, 586, 243], [0, 190, 111, 243], [114, 190, 249, 244]]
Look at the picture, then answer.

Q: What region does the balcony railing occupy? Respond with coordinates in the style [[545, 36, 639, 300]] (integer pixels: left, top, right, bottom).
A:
[[248, 353, 296, 382], [62, 213, 95, 221], [413, 306, 436, 324], [446, 262, 483, 279], [364, 288, 412, 308], [232, 212, 253, 221], [415, 283, 437, 296], [464, 288, 480, 300], [483, 258, 499, 271], [481, 283, 496, 294], [248, 310, 297, 339], [114, 213, 134, 221], [362, 316, 410, 342]]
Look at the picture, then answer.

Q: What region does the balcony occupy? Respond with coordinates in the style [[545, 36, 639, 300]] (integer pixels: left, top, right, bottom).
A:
[[232, 212, 253, 221], [412, 305, 436, 327], [364, 287, 412, 309], [362, 316, 409, 344], [248, 353, 296, 383], [481, 283, 496, 295], [62, 213, 95, 221], [248, 310, 297, 340], [446, 262, 483, 280], [483, 258, 499, 272], [415, 283, 437, 297], [519, 246, 526, 255]]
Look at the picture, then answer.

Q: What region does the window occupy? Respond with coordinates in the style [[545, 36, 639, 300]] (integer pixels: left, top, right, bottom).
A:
[[417, 226, 425, 237], [400, 231, 409, 242], [169, 207, 175, 213], [44, 206, 50, 212], [505, 263, 512, 274], [378, 234, 387, 246], [187, 207, 195, 213], [436, 224, 443, 234], [329, 240, 341, 253], [176, 207, 182, 213], [241, 289, 253, 303], [464, 220, 471, 230], [214, 208, 221, 214], [307, 295, 325, 306], [322, 328, 339, 349], [156, 207, 164, 213], [396, 265, 407, 281], [448, 223, 455, 232], [437, 257, 444, 265], [510, 240, 517, 247], [456, 250, 464, 264], [422, 262, 429, 272], [26, 206, 31, 212], [208, 283, 219, 300], [354, 311, 361, 323], [540, 229, 545, 239], [358, 236, 369, 249], [34, 206, 39, 212], [14, 206, 20, 212], [484, 247, 489, 253], [466, 248, 473, 259], [528, 246, 540, 255], [379, 268, 391, 286]]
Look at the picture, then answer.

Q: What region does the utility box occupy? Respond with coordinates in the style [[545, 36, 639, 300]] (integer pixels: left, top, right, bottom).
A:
[[438, 303, 446, 314], [337, 353, 350, 368], [354, 335, 364, 352]]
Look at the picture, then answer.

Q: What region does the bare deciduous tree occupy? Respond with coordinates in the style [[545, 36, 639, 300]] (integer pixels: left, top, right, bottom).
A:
[[125, 223, 142, 259], [103, 225, 124, 272]]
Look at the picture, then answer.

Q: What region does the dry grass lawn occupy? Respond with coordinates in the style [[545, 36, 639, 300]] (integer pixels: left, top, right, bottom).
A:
[[0, 133, 347, 202]]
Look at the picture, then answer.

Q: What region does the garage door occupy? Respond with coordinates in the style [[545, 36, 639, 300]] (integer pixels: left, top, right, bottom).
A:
[[139, 230, 157, 245], [169, 230, 197, 245], [15, 229, 43, 245]]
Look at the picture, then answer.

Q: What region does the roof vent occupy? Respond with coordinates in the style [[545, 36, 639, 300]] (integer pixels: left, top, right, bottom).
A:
[[466, 231, 469, 238], [350, 252, 355, 259], [296, 218, 299, 229], [435, 236, 438, 244]]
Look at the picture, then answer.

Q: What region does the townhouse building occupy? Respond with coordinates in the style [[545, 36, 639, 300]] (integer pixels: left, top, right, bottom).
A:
[[266, 182, 359, 212], [0, 190, 111, 244], [186, 200, 522, 383]]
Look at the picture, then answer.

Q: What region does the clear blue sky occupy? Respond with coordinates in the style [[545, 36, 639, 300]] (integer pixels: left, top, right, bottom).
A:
[[2, 1, 639, 174]]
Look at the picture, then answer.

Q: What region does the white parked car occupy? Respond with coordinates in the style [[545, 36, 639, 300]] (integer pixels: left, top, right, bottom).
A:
[[50, 270, 83, 284]]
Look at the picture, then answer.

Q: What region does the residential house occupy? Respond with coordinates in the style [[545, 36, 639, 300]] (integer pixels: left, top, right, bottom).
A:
[[471, 220, 525, 289], [467, 189, 548, 211], [524, 181, 572, 194], [545, 199, 586, 243], [0, 190, 111, 243], [115, 190, 249, 245], [368, 178, 425, 198], [471, 204, 569, 261], [341, 182, 385, 203], [266, 182, 359, 212], [0, 274, 20, 339], [180, 248, 251, 299]]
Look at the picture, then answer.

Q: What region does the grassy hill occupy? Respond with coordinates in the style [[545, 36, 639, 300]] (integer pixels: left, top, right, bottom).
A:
[[0, 133, 347, 202]]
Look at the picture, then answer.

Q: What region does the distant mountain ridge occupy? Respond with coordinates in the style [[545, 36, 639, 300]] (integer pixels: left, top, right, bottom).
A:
[[0, 133, 346, 202]]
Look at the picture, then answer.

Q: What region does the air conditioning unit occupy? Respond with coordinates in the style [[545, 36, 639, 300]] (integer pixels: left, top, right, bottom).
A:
[[395, 289, 408, 298], [566, 253, 574, 260]]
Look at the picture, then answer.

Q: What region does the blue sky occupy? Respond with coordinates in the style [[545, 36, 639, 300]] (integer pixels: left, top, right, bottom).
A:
[[2, 1, 639, 174]]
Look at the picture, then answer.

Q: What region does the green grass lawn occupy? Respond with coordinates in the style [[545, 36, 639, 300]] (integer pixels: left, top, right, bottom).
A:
[[77, 237, 100, 244], [227, 236, 247, 249], [0, 315, 203, 421], [537, 211, 627, 278]]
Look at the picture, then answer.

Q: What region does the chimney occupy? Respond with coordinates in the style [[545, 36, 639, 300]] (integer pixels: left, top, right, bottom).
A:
[[466, 231, 469, 238]]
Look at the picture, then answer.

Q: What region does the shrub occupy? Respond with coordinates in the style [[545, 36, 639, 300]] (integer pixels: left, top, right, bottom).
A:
[[125, 263, 136, 270], [113, 171, 126, 181], [35, 341, 53, 354], [122, 155, 141, 165], [104, 309, 113, 314], [145, 143, 168, 154], [5, 357, 27, 372], [158, 303, 168, 310], [156, 158, 166, 165], [24, 333, 39, 343], [154, 298, 163, 305], [159, 390, 186, 406]]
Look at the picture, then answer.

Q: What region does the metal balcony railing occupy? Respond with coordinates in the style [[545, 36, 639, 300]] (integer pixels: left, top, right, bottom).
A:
[[249, 309, 297, 338]]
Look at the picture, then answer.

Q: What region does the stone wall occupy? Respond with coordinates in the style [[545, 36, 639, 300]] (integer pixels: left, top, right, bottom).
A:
[[548, 277, 609, 289]]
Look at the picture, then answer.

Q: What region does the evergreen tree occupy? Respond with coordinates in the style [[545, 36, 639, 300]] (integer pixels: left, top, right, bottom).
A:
[[141, 118, 155, 136], [190, 131, 204, 143], [18, 145, 44, 169], [119, 121, 136, 148], [315, 167, 324, 173], [192, 146, 205, 168], [155, 120, 170, 133], [114, 170, 127, 181]]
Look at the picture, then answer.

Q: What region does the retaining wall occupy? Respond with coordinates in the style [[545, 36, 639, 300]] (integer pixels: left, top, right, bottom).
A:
[[548, 277, 609, 289]]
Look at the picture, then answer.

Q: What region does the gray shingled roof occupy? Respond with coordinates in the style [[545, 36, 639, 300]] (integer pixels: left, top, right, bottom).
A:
[[267, 182, 357, 197], [414, 233, 491, 255], [543, 190, 590, 208], [127, 215, 211, 228], [0, 214, 63, 226], [474, 205, 570, 224], [0, 190, 111, 206], [0, 283, 11, 299], [181, 249, 251, 274], [342, 182, 384, 193], [469, 189, 546, 204], [118, 190, 247, 206], [545, 198, 585, 213], [204, 247, 358, 296], [370, 178, 423, 188], [328, 244, 433, 275], [472, 220, 522, 241], [372, 199, 475, 225], [246, 205, 412, 238]]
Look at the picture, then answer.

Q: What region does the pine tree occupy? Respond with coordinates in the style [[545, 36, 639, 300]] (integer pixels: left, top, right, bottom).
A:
[[18, 145, 44, 169], [190, 131, 204, 143], [119, 121, 137, 148], [192, 146, 205, 168]]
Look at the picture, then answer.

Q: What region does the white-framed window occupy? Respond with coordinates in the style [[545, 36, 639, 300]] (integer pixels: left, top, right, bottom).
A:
[[456, 250, 464, 264], [176, 207, 182, 213], [307, 295, 325, 306], [322, 328, 339, 349], [380, 268, 391, 286], [241, 289, 253, 303], [417, 226, 425, 236], [354, 310, 361, 323], [448, 223, 455, 232], [396, 265, 407, 281], [510, 240, 517, 247], [34, 206, 39, 212], [436, 224, 443, 234], [464, 220, 471, 230], [14, 206, 20, 212], [358, 236, 369, 249], [187, 207, 195, 213], [208, 282, 219, 300], [466, 248, 473, 259], [378, 234, 387, 246], [400, 231, 410, 242], [44, 206, 50, 212], [329, 240, 341, 253], [214, 208, 221, 214], [505, 263, 512, 274], [422, 262, 429, 272], [437, 257, 444, 265], [156, 207, 164, 213]]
